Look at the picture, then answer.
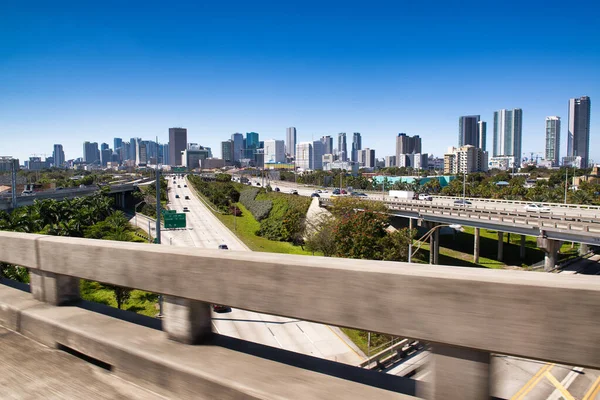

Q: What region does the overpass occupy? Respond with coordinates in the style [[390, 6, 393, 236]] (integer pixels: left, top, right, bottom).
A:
[[1, 231, 599, 399], [0, 181, 146, 211], [319, 197, 600, 270]]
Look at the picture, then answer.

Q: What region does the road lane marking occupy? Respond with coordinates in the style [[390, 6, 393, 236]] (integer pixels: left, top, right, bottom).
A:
[[326, 325, 364, 360], [546, 367, 584, 400], [511, 363, 554, 400], [583, 375, 600, 400], [544, 371, 575, 400]]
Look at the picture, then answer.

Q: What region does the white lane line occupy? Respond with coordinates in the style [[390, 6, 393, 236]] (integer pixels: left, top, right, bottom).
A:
[[296, 323, 314, 344], [546, 367, 584, 400]]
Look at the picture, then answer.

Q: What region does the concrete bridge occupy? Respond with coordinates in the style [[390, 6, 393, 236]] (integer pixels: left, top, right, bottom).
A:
[[1, 231, 599, 399]]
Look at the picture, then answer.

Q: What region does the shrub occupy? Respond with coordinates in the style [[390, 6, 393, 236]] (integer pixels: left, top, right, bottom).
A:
[[240, 188, 273, 221]]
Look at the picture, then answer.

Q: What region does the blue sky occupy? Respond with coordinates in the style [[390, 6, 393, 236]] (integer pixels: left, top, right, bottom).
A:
[[1, 0, 598, 164]]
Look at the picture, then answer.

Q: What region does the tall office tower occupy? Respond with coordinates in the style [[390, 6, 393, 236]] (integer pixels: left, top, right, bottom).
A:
[[137, 142, 148, 165], [351, 132, 362, 162], [312, 140, 325, 170], [337, 132, 347, 161], [221, 140, 234, 166], [492, 109, 522, 159], [231, 133, 244, 163], [162, 143, 169, 165], [545, 116, 561, 166], [114, 138, 123, 153], [121, 142, 130, 163], [459, 115, 480, 147], [168, 128, 187, 166], [286, 127, 297, 157], [101, 147, 112, 167], [320, 135, 333, 154], [395, 133, 422, 164], [384, 155, 396, 167], [478, 121, 487, 151], [245, 132, 259, 159], [100, 143, 109, 151], [296, 142, 313, 170], [363, 148, 376, 168], [264, 139, 286, 164], [568, 96, 591, 168], [127, 138, 136, 161], [83, 141, 100, 164], [52, 144, 65, 168]]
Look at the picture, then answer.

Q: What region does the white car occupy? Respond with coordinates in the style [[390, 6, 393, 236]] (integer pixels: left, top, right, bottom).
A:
[[524, 204, 551, 213], [418, 193, 433, 201]]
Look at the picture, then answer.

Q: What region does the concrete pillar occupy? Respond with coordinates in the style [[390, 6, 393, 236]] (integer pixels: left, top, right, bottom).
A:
[[579, 243, 590, 256], [473, 228, 480, 264], [520, 235, 526, 260], [537, 237, 561, 272], [433, 227, 440, 265], [420, 344, 490, 400], [429, 231, 435, 265], [497, 232, 504, 262], [29, 270, 80, 306], [163, 296, 212, 344]]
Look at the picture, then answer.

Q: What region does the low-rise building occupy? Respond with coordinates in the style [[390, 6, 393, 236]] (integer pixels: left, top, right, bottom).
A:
[[444, 145, 488, 173]]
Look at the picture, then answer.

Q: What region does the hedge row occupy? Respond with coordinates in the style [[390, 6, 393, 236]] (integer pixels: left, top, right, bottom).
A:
[[239, 188, 273, 221]]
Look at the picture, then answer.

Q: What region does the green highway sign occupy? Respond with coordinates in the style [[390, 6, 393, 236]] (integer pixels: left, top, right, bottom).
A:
[[172, 167, 186, 173], [164, 212, 186, 229], [162, 209, 176, 215]]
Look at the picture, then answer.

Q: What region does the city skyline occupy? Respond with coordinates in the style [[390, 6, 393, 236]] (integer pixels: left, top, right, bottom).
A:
[[1, 2, 598, 165]]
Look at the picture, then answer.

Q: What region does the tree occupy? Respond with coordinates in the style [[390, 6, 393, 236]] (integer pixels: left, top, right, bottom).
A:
[[304, 214, 338, 256]]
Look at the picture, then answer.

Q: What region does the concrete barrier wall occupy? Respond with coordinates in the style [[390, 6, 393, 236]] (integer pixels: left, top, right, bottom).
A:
[[1, 230, 600, 369]]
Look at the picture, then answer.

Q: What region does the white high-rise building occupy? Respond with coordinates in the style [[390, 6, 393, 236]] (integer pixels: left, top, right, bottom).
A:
[[545, 116, 561, 166], [286, 127, 297, 157], [493, 109, 522, 160], [296, 142, 313, 170], [264, 139, 286, 164], [444, 145, 488, 174]]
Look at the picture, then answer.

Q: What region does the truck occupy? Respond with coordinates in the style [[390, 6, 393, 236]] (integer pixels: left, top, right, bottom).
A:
[[388, 190, 415, 200]]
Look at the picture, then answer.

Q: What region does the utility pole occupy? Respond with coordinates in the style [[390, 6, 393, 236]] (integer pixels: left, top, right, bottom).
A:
[[564, 167, 568, 204], [155, 138, 161, 245], [11, 159, 17, 209], [462, 171, 467, 201]]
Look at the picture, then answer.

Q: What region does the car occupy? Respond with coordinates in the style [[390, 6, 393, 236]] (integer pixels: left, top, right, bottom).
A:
[[184, 184, 187, 187], [175, 194, 180, 198], [524, 204, 551, 213], [218, 244, 229, 250], [55, 187, 64, 191], [353, 192, 368, 197], [185, 195, 190, 200], [274, 187, 280, 192], [322, 190, 328, 193], [418, 193, 433, 201], [177, 185, 181, 188], [453, 199, 472, 206], [289, 189, 298, 195], [316, 189, 322, 193], [311, 193, 320, 198], [256, 182, 261, 186], [182, 207, 189, 212], [341, 189, 347, 195], [212, 304, 229, 313], [292, 191, 299, 195], [332, 189, 341, 195]]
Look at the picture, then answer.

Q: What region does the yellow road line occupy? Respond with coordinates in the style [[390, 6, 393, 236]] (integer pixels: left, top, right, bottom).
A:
[[544, 371, 575, 400], [326, 325, 364, 360], [511, 363, 554, 400], [583, 375, 600, 400]]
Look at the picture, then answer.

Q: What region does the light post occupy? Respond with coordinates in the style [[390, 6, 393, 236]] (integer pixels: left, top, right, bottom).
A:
[[564, 167, 568, 204], [409, 224, 464, 263], [462, 171, 467, 201], [134, 200, 144, 228]]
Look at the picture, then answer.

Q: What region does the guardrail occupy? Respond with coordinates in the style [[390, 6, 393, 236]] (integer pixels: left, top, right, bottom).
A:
[[430, 195, 600, 210], [1, 231, 599, 399]]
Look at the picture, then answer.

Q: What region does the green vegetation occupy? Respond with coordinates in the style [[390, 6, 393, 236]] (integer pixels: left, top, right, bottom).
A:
[[239, 188, 272, 221], [187, 175, 239, 213], [341, 328, 395, 356]]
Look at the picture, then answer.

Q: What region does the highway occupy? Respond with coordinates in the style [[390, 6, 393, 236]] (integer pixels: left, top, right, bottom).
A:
[[131, 177, 365, 366]]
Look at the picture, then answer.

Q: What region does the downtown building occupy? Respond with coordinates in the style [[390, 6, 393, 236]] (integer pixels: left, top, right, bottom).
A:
[[221, 140, 234, 166], [264, 139, 286, 164], [566, 96, 591, 168], [168, 128, 187, 166], [491, 108, 522, 171], [545, 116, 561, 166], [83, 141, 100, 165], [384, 155, 396, 168], [286, 127, 297, 158], [351, 132, 362, 163], [337, 132, 347, 161], [395, 133, 427, 169], [356, 148, 376, 168], [444, 145, 488, 174], [52, 144, 65, 168]]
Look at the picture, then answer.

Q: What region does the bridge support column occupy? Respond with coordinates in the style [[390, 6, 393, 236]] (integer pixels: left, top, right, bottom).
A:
[[422, 344, 490, 400], [433, 227, 440, 264], [537, 237, 562, 272], [497, 232, 504, 262], [520, 235, 526, 260], [473, 228, 480, 264], [29, 270, 79, 306], [579, 243, 589, 256], [163, 296, 212, 344]]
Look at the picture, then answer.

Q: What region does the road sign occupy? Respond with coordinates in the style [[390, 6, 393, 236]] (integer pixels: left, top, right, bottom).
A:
[[172, 167, 186, 173], [164, 213, 186, 229], [162, 209, 176, 215]]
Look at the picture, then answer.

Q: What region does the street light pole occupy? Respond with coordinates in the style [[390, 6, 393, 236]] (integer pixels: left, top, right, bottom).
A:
[[564, 167, 568, 204], [462, 171, 466, 201]]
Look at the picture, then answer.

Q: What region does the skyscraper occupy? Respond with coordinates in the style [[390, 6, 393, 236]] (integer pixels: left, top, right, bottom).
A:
[[162, 143, 170, 165], [100, 143, 109, 151], [245, 132, 259, 160], [545, 117, 561, 166], [286, 127, 297, 157], [114, 138, 123, 153], [395, 133, 421, 158], [231, 133, 244, 163], [52, 144, 65, 168], [83, 141, 99, 164], [129, 137, 138, 161], [221, 140, 233, 166], [296, 142, 313, 170], [459, 115, 480, 147], [168, 128, 187, 166], [478, 121, 487, 151], [320, 135, 333, 155], [312, 140, 324, 170], [492, 109, 522, 159], [264, 140, 286, 164], [351, 132, 362, 162], [568, 96, 591, 168], [337, 132, 347, 161]]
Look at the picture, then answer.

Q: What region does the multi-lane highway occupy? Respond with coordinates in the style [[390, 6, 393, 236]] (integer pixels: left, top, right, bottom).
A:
[[131, 177, 365, 365]]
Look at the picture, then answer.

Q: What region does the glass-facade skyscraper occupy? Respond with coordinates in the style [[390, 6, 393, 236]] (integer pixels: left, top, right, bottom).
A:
[[545, 116, 561, 166], [492, 108, 522, 159], [351, 132, 362, 162], [459, 115, 480, 147], [568, 96, 591, 168]]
